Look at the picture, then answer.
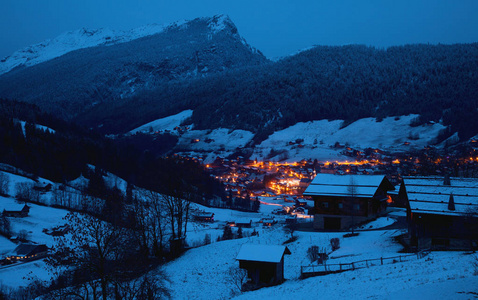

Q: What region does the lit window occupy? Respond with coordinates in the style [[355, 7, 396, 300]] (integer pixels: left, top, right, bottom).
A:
[[338, 203, 343, 209], [323, 202, 329, 208]]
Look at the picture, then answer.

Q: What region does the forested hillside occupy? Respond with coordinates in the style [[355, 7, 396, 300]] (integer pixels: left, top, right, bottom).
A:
[[0, 100, 222, 199], [76, 43, 478, 141]]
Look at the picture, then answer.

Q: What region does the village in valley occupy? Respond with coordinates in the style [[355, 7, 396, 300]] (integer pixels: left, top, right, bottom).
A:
[[0, 124, 477, 298], [0, 1, 477, 298]]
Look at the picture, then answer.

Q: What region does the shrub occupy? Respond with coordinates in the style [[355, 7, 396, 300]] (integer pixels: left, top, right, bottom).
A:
[[307, 246, 319, 263], [330, 238, 340, 251]]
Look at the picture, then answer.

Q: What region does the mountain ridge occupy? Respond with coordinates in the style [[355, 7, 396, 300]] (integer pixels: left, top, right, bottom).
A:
[[0, 15, 267, 119], [0, 14, 254, 76]]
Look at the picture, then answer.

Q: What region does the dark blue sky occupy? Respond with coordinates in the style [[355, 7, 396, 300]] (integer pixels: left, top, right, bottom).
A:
[[2, 0, 478, 59]]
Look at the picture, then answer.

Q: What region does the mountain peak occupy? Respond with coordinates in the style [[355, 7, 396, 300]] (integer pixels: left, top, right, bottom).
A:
[[206, 14, 237, 34]]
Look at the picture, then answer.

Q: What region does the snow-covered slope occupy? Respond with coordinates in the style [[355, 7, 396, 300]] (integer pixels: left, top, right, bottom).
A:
[[162, 223, 477, 299], [129, 110, 193, 134], [0, 21, 188, 75], [18, 120, 55, 135], [253, 115, 447, 161]]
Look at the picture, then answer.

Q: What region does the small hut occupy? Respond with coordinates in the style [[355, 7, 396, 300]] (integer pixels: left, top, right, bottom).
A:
[[236, 244, 291, 288]]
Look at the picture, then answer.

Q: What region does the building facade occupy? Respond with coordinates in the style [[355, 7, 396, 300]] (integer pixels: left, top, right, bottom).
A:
[[304, 174, 395, 230]]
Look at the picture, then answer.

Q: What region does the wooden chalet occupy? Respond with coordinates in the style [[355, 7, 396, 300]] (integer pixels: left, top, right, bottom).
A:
[[236, 244, 291, 289], [303, 174, 395, 230], [2, 204, 30, 218], [7, 243, 48, 261], [194, 212, 214, 222], [261, 218, 277, 227], [401, 176, 478, 250], [235, 218, 252, 228]]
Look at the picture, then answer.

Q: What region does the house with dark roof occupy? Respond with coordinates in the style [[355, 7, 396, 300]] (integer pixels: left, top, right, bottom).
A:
[[236, 244, 291, 289], [194, 212, 214, 222], [401, 176, 478, 250], [2, 203, 30, 218], [7, 243, 49, 261], [304, 174, 395, 230]]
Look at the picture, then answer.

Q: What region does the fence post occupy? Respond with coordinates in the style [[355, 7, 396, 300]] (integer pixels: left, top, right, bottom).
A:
[[340, 264, 342, 271], [352, 263, 355, 270], [366, 260, 369, 268], [381, 257, 383, 265], [399, 256, 402, 262]]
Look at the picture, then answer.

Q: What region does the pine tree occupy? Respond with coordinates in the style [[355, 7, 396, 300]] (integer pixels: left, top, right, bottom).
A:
[[237, 227, 243, 239], [222, 225, 233, 240]]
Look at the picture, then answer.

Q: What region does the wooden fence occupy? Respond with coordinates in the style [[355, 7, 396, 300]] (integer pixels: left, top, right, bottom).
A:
[[301, 250, 429, 278]]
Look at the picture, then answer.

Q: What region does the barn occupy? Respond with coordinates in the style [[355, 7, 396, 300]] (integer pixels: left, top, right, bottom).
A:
[[2, 203, 30, 218], [303, 174, 395, 230], [194, 212, 214, 222], [236, 244, 291, 289], [402, 176, 478, 250]]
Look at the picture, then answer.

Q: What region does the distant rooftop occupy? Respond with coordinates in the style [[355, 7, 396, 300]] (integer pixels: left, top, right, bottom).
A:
[[404, 176, 478, 217]]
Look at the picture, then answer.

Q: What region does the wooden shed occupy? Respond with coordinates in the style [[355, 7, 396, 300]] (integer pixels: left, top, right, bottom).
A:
[[236, 244, 291, 288]]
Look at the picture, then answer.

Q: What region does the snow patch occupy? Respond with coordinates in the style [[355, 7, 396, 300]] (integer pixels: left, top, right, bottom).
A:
[[207, 14, 232, 34], [18, 121, 55, 135]]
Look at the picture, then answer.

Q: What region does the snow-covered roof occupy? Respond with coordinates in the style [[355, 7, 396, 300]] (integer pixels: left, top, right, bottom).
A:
[[303, 174, 392, 198], [0, 201, 27, 212], [236, 244, 291, 263], [404, 176, 478, 216], [403, 176, 478, 197], [11, 243, 48, 256], [235, 218, 252, 224]]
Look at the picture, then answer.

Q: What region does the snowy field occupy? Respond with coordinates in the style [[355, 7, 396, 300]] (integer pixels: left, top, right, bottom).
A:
[[0, 195, 69, 288], [163, 225, 478, 300]]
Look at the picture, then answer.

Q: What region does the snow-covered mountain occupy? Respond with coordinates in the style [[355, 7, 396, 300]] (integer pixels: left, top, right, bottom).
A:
[[0, 15, 267, 119], [0, 15, 251, 76]]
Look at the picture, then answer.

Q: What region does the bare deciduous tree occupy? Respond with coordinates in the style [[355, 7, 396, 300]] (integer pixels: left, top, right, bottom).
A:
[[48, 210, 129, 300], [15, 182, 40, 203], [228, 266, 248, 294]]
